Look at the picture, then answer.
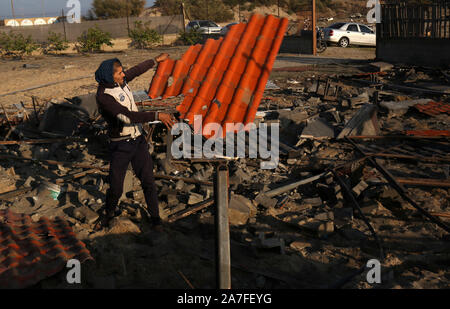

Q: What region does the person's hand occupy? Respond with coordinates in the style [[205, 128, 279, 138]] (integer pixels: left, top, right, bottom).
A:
[[158, 112, 177, 129], [155, 53, 169, 63]]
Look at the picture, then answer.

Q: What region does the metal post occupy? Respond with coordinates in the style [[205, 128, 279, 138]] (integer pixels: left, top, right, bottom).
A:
[[214, 163, 231, 289], [11, 0, 16, 19], [62, 8, 67, 42], [126, 0, 130, 36], [238, 3, 241, 23], [312, 0, 317, 55], [181, 2, 186, 33]]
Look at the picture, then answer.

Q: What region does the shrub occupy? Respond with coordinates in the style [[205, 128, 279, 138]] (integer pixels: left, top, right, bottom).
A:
[[75, 25, 113, 53], [0, 32, 39, 58], [42, 31, 69, 54], [177, 28, 202, 45], [129, 21, 162, 49]]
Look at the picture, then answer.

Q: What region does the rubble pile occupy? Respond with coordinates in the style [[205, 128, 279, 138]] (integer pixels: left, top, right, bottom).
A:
[[0, 62, 449, 288]]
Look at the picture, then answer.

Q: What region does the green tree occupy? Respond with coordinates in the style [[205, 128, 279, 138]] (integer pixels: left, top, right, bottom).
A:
[[42, 31, 69, 54], [129, 21, 162, 49], [0, 32, 39, 58], [177, 27, 202, 45], [93, 0, 146, 19], [76, 26, 114, 53], [155, 0, 234, 22], [154, 0, 182, 16]]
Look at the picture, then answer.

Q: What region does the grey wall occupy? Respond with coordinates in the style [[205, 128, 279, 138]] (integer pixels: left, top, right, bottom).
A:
[[0, 15, 184, 42], [279, 30, 313, 54], [377, 38, 450, 67]]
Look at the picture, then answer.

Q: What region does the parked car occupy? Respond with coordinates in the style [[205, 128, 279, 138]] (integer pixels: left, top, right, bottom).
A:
[[323, 22, 376, 47], [186, 20, 222, 34], [220, 22, 238, 36]]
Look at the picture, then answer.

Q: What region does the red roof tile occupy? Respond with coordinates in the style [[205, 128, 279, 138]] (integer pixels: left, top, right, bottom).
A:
[[0, 210, 93, 288], [414, 101, 450, 116], [148, 14, 288, 137]]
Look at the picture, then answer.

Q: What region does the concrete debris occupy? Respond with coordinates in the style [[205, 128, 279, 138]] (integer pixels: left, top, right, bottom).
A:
[[380, 99, 431, 117], [337, 104, 380, 138], [298, 218, 334, 237], [349, 91, 369, 107], [188, 193, 204, 205], [289, 240, 312, 251], [303, 197, 322, 207], [73, 205, 99, 224], [1, 56, 448, 288], [228, 194, 256, 226], [370, 62, 394, 72], [352, 180, 369, 197], [300, 118, 335, 139], [255, 193, 278, 209]]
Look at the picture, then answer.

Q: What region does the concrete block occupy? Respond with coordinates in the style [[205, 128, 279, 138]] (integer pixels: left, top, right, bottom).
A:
[[228, 194, 254, 226], [290, 240, 312, 251], [301, 117, 335, 139], [255, 193, 277, 209], [303, 197, 322, 207], [73, 205, 99, 224], [352, 180, 369, 196], [188, 193, 203, 205], [370, 61, 394, 72], [314, 211, 334, 221]]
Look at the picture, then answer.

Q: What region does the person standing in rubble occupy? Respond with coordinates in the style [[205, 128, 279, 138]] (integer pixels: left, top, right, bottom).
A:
[[94, 54, 176, 231]]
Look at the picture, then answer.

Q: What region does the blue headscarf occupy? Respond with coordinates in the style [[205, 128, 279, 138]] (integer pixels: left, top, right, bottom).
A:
[[95, 58, 122, 85]]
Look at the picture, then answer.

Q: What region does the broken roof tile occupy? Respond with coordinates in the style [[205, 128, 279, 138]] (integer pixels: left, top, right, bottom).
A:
[[148, 14, 288, 137], [0, 210, 93, 288]]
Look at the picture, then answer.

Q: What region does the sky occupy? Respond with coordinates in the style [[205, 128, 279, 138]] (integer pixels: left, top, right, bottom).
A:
[[1, 0, 156, 19]]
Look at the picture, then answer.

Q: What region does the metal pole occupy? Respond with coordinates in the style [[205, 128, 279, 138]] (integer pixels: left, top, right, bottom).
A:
[[238, 3, 241, 23], [214, 163, 231, 289], [62, 8, 67, 42], [181, 2, 186, 33], [126, 0, 130, 36], [312, 0, 317, 55], [11, 0, 16, 19]]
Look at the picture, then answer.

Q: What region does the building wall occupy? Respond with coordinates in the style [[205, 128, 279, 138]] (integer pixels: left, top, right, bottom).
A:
[[377, 38, 450, 67], [0, 15, 184, 43]]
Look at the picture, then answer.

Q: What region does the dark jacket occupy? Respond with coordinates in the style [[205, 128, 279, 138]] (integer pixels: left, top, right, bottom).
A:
[[96, 58, 157, 138]]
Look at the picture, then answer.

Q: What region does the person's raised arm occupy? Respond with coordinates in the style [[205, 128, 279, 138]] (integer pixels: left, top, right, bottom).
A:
[[124, 53, 169, 82]]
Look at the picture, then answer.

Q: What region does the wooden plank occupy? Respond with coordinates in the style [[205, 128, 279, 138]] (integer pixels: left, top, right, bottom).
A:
[[396, 178, 450, 188]]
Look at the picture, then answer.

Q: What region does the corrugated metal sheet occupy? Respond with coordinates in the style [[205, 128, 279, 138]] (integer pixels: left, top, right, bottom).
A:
[[148, 14, 288, 137], [0, 210, 93, 288]]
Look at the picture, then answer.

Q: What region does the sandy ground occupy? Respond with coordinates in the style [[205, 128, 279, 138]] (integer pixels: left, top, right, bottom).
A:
[[0, 44, 375, 109]]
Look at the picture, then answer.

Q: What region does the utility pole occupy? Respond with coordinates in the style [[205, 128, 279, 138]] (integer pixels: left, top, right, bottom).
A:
[[126, 0, 130, 36], [62, 8, 67, 42], [10, 0, 16, 19], [238, 3, 241, 22], [181, 2, 186, 33], [312, 0, 317, 56]]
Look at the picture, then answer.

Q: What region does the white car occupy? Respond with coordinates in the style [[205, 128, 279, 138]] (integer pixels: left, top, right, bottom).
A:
[[324, 22, 376, 47], [220, 22, 238, 36], [186, 20, 222, 34]]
